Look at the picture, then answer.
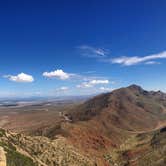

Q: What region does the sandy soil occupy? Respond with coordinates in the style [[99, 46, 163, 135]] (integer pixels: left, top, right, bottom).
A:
[[0, 116, 9, 128], [0, 146, 6, 166]]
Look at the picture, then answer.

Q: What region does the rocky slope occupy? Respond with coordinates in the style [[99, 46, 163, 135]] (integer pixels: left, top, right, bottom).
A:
[[0, 129, 96, 166], [70, 85, 166, 130], [0, 146, 6, 166]]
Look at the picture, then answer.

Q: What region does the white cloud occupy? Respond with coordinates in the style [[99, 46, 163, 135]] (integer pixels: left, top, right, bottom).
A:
[[43, 69, 70, 80], [100, 87, 112, 92], [79, 45, 109, 58], [89, 79, 109, 84], [4, 73, 34, 83], [144, 61, 160, 65], [59, 86, 69, 91], [77, 79, 109, 88], [53, 86, 69, 96], [111, 51, 166, 66], [83, 70, 96, 74], [77, 82, 92, 88]]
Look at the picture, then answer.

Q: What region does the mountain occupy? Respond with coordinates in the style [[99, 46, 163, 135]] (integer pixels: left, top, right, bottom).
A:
[[62, 84, 166, 164], [0, 85, 166, 166], [69, 84, 166, 131]]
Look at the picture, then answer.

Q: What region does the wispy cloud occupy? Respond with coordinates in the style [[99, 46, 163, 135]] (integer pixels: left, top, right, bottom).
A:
[[78, 45, 109, 58], [58, 86, 69, 91], [48, 86, 70, 96], [79, 46, 166, 66], [144, 61, 161, 65], [111, 51, 166, 66], [43, 69, 71, 80], [4, 73, 34, 83], [77, 79, 109, 88], [99, 86, 113, 92], [82, 70, 96, 74]]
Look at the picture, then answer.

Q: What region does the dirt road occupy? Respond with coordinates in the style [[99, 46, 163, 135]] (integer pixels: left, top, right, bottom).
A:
[[128, 121, 166, 134]]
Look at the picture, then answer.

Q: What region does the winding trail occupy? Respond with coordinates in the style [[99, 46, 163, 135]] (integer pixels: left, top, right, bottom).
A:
[[128, 121, 166, 134]]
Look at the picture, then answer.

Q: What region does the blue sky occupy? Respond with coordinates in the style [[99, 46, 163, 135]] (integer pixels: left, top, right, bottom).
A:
[[0, 0, 166, 97]]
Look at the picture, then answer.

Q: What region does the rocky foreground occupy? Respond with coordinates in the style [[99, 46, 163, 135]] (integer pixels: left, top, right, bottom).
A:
[[0, 128, 97, 166]]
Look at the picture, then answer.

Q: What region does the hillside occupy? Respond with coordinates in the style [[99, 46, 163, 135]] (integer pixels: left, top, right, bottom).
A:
[[1, 127, 166, 166], [69, 84, 166, 131], [103, 126, 166, 166], [0, 129, 96, 166], [62, 84, 166, 164]]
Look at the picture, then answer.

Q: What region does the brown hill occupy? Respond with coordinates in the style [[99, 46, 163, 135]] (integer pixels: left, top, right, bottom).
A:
[[58, 84, 166, 164], [69, 84, 166, 131]]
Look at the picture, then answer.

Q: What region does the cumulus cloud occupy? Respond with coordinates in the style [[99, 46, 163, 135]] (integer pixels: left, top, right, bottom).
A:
[[77, 79, 109, 88], [78, 45, 109, 58], [111, 51, 166, 66], [43, 69, 70, 80], [4, 73, 34, 83]]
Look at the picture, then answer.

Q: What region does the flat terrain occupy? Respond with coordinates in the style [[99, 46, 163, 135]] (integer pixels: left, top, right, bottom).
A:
[[0, 99, 83, 134]]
